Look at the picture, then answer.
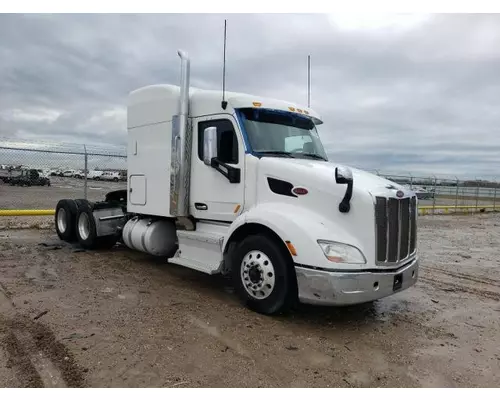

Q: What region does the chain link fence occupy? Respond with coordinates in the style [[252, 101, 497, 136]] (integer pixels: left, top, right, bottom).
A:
[[1, 138, 499, 228], [0, 138, 126, 229], [368, 171, 499, 215]]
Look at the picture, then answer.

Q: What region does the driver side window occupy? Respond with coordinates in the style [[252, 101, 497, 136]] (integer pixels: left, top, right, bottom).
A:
[[198, 119, 239, 164]]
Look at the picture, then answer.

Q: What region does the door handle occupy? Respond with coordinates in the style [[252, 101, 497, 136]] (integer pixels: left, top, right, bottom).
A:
[[195, 203, 208, 210]]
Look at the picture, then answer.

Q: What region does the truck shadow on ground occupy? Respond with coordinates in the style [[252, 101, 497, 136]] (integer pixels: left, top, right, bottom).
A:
[[42, 239, 414, 330], [113, 244, 408, 329]]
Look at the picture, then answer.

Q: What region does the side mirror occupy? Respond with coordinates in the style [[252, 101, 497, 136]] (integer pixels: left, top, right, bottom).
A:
[[203, 127, 218, 166], [335, 166, 354, 213], [335, 166, 353, 184]]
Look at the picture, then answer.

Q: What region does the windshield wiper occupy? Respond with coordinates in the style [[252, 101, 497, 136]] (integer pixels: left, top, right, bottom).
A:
[[301, 153, 328, 161], [257, 151, 295, 158]]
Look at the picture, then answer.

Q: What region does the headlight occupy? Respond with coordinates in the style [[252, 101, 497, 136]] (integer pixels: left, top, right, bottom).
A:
[[317, 240, 366, 264]]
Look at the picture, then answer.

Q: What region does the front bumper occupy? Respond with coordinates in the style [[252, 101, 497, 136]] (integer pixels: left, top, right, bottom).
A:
[[295, 257, 419, 306]]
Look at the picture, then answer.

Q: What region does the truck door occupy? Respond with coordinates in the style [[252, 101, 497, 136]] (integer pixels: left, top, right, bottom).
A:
[[190, 115, 245, 222]]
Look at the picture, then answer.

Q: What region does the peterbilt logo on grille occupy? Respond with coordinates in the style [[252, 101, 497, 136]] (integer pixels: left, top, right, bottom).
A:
[[396, 190, 404, 198]]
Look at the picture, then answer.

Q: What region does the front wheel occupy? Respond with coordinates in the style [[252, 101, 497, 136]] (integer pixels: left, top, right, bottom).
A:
[[231, 234, 297, 315]]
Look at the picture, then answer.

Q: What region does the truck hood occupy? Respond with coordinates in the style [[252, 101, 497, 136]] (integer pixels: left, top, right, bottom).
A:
[[259, 157, 406, 197]]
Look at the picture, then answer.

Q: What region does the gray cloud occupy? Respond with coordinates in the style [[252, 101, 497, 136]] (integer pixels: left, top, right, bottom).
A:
[[1, 13, 500, 178]]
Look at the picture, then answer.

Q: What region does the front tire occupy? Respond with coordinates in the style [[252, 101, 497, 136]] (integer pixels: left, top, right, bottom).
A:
[[231, 234, 297, 315]]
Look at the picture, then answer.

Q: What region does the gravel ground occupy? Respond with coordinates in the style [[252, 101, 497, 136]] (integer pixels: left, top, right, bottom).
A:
[[1, 214, 499, 388]]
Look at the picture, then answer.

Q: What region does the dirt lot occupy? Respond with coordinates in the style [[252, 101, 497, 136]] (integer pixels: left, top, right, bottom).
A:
[[1, 214, 499, 388], [0, 177, 125, 209]]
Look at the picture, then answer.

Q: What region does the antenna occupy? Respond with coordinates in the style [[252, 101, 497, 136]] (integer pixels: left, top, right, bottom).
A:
[[307, 55, 311, 108], [221, 19, 228, 110]]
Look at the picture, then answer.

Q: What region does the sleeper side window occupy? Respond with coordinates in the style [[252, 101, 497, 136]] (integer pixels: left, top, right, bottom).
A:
[[198, 119, 239, 164]]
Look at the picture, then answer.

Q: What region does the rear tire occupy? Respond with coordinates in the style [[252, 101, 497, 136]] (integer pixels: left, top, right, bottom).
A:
[[75, 201, 118, 250], [231, 234, 297, 315], [55, 199, 78, 242]]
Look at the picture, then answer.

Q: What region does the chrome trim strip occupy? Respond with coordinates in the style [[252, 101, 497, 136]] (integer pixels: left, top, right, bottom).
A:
[[99, 214, 125, 221]]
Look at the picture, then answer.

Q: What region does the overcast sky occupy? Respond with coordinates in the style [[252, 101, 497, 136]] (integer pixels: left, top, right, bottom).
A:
[[1, 13, 499, 178]]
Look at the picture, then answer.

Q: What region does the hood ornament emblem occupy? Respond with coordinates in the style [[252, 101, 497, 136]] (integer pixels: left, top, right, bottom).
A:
[[385, 184, 404, 198]]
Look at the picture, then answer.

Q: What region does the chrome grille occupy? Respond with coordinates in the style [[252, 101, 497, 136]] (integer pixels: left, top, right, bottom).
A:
[[375, 195, 417, 265]]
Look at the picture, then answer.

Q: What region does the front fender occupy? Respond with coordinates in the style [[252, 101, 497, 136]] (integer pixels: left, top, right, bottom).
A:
[[223, 202, 365, 270]]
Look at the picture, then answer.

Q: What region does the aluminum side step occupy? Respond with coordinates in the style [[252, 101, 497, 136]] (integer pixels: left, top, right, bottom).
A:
[[167, 222, 229, 275]]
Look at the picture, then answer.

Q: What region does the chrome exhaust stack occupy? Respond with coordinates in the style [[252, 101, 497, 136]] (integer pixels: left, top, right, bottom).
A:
[[170, 49, 192, 217]]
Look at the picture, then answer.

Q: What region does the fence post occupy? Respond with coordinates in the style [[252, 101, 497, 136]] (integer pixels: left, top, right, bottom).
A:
[[475, 179, 479, 210], [493, 182, 497, 212], [432, 176, 437, 215], [454, 177, 459, 212], [409, 173, 413, 190], [84, 145, 88, 200]]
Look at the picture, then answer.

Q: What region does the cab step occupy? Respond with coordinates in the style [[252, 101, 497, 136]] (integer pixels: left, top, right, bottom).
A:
[[167, 221, 229, 275]]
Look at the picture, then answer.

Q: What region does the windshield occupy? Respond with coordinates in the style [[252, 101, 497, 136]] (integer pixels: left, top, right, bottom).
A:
[[237, 108, 328, 161]]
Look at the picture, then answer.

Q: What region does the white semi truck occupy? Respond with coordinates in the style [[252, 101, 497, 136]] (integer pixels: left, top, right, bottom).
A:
[[54, 50, 419, 315]]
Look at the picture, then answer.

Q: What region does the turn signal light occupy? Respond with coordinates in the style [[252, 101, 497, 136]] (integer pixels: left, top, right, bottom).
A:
[[285, 241, 297, 256]]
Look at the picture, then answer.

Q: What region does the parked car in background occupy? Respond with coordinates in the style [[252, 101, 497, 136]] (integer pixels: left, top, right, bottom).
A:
[[61, 169, 77, 178], [37, 169, 51, 179], [88, 170, 104, 180], [100, 171, 121, 182], [73, 170, 87, 179], [9, 169, 51, 186], [404, 185, 435, 200]]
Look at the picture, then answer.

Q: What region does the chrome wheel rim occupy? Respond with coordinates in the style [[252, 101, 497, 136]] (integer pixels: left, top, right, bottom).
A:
[[56, 208, 67, 233], [78, 213, 90, 240], [241, 250, 275, 300]]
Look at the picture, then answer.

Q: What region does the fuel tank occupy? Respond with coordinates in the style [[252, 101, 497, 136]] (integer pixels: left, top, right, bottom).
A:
[[122, 217, 177, 257]]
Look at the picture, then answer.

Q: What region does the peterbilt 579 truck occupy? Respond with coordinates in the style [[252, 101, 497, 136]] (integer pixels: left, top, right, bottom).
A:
[[54, 50, 419, 315]]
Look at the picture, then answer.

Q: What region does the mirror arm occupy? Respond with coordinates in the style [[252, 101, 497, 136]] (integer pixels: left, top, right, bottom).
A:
[[335, 166, 354, 213], [338, 181, 353, 213], [210, 158, 241, 184]]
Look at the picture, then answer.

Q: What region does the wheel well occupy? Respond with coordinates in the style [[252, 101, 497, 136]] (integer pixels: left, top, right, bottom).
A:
[[224, 222, 294, 268]]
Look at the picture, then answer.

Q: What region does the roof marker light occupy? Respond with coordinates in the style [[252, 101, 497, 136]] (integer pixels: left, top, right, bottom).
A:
[[253, 102, 262, 107]]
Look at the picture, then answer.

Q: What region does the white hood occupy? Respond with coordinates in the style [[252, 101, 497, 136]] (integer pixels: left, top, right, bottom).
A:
[[259, 157, 407, 198]]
